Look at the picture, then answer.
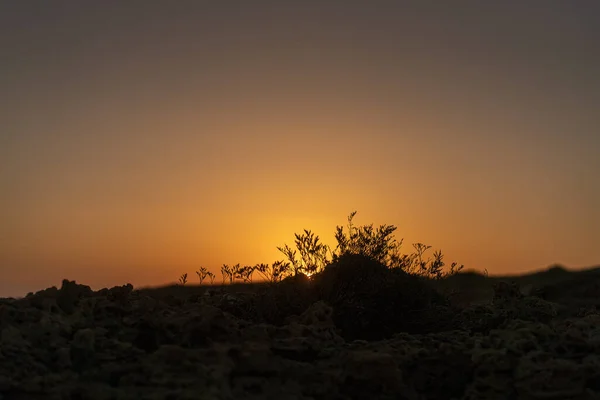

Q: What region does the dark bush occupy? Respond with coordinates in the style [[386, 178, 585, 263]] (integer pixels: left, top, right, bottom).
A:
[[311, 253, 454, 340]]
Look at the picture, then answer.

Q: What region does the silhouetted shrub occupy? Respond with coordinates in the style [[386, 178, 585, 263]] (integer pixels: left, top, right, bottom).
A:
[[181, 211, 466, 339], [178, 273, 188, 285], [247, 252, 459, 339], [233, 264, 256, 283], [278, 230, 329, 276], [255, 261, 292, 283], [221, 264, 234, 284], [196, 267, 215, 284], [277, 211, 463, 280]]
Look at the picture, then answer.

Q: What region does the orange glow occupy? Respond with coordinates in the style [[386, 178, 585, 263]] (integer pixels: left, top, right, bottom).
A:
[[1, 3, 599, 298]]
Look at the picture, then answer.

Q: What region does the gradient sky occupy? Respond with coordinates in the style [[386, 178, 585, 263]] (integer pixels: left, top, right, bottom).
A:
[[1, 1, 599, 297]]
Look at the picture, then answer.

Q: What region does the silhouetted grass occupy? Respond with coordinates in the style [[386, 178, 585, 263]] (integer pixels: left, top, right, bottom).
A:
[[170, 211, 468, 339]]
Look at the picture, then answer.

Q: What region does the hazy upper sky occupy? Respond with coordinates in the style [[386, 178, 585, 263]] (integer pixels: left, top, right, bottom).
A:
[[1, 1, 599, 297]]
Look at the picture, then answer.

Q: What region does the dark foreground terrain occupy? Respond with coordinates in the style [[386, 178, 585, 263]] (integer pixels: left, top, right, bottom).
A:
[[1, 257, 600, 400]]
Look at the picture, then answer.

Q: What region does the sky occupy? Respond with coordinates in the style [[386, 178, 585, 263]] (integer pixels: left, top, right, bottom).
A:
[[1, 1, 599, 297]]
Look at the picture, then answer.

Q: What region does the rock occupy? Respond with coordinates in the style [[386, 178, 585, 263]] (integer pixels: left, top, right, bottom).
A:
[[56, 280, 93, 314], [182, 305, 240, 348], [105, 283, 134, 304], [70, 328, 96, 369], [2, 272, 600, 399], [284, 301, 343, 345], [514, 354, 585, 399], [492, 280, 524, 304], [55, 347, 71, 369], [341, 350, 416, 398]]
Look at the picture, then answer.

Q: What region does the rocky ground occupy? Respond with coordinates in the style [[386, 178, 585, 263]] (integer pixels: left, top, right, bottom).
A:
[[2, 259, 600, 400]]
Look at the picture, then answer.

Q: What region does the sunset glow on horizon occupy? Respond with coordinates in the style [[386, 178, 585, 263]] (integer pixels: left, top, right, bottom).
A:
[[1, 1, 599, 298]]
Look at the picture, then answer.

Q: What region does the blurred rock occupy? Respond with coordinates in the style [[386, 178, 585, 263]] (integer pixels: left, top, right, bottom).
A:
[[1, 268, 600, 399]]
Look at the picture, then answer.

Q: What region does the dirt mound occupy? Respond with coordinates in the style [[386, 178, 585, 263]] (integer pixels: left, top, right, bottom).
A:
[[310, 253, 456, 340], [253, 273, 315, 326]]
